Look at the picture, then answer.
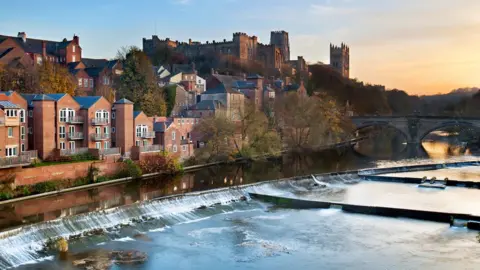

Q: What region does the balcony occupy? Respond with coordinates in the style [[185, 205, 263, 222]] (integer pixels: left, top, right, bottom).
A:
[[68, 132, 84, 140], [60, 148, 89, 156], [138, 131, 156, 139], [100, 147, 120, 156], [4, 116, 19, 126], [181, 139, 193, 145], [91, 133, 110, 141], [139, 144, 162, 153], [67, 116, 84, 124], [0, 150, 37, 169], [91, 118, 109, 126]]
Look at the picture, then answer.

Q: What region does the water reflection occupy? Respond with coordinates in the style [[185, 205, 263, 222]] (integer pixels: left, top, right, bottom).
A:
[[0, 139, 475, 233]]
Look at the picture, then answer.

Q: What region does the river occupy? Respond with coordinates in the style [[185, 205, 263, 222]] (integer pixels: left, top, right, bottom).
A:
[[2, 141, 480, 269]]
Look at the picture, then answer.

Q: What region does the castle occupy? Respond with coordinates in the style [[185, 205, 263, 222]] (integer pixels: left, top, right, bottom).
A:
[[330, 43, 350, 78], [143, 31, 292, 71]]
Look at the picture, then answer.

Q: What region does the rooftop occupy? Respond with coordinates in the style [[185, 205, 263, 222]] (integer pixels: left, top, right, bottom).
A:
[[73, 96, 102, 109]]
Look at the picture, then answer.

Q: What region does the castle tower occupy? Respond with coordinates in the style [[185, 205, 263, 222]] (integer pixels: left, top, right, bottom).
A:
[[270, 31, 290, 62], [113, 98, 134, 155], [330, 43, 350, 78]]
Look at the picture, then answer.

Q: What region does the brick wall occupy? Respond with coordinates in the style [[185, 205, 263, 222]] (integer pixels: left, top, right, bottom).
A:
[[0, 158, 124, 186]]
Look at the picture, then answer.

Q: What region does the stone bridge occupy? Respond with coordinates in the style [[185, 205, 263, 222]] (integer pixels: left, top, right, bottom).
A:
[[350, 116, 480, 144]]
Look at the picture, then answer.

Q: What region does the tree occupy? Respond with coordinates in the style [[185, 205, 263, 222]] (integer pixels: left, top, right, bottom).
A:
[[274, 91, 350, 151], [94, 85, 116, 103], [37, 61, 76, 95], [192, 115, 236, 162], [234, 101, 269, 149], [141, 90, 167, 116], [116, 46, 167, 114], [0, 64, 39, 93], [163, 85, 177, 116]]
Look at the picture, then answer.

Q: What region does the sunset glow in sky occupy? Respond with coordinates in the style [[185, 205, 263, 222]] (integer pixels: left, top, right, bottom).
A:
[[1, 0, 479, 95]]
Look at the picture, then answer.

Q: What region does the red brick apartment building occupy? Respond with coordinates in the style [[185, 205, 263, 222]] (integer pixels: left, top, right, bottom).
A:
[[153, 117, 199, 160]]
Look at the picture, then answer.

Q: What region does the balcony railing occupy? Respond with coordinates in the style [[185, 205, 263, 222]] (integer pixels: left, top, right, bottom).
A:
[[68, 132, 84, 140], [181, 139, 193, 145], [67, 116, 84, 124], [0, 150, 37, 168], [60, 148, 89, 156], [100, 147, 120, 156], [139, 144, 161, 153], [91, 133, 110, 141], [138, 131, 156, 139], [91, 118, 109, 125]]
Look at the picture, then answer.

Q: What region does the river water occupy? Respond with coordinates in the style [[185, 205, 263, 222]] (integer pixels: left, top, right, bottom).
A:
[[2, 141, 480, 269]]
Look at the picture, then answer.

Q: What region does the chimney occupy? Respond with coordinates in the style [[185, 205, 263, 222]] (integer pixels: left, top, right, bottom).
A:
[[42, 41, 46, 56], [73, 34, 79, 45], [17, 32, 27, 43], [189, 38, 192, 45]]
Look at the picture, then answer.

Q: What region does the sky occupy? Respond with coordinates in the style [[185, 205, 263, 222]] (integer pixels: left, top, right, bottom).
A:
[[1, 0, 480, 95]]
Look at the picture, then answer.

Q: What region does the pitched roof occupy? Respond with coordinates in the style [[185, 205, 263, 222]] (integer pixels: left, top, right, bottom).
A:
[[133, 111, 142, 118], [32, 94, 55, 101], [114, 98, 133, 104], [0, 34, 72, 56], [153, 121, 173, 132], [45, 93, 67, 101], [81, 58, 108, 68], [188, 100, 224, 111], [0, 101, 20, 109], [233, 81, 256, 89], [84, 67, 104, 77], [74, 96, 102, 109], [246, 74, 263, 79]]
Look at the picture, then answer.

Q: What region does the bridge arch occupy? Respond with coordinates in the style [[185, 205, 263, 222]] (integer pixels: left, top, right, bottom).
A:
[[418, 121, 480, 142], [353, 121, 410, 142]]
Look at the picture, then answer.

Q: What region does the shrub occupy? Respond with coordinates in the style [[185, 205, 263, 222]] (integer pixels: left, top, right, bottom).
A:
[[0, 191, 13, 200], [138, 153, 182, 175], [120, 159, 142, 179], [32, 181, 58, 193]]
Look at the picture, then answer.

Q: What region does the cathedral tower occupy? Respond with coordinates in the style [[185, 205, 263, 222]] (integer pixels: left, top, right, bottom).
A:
[[270, 31, 290, 62], [330, 43, 350, 78]]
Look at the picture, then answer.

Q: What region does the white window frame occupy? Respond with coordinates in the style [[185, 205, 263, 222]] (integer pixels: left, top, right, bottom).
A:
[[135, 140, 140, 146], [78, 78, 82, 86], [95, 142, 101, 149], [89, 79, 94, 88], [19, 109, 25, 123], [172, 131, 176, 140], [6, 109, 17, 117], [172, 145, 177, 152], [5, 146, 17, 157], [95, 110, 109, 122], [59, 108, 75, 122], [59, 142, 66, 150], [69, 141, 75, 150], [69, 126, 75, 136], [20, 126, 25, 140], [143, 140, 148, 146], [83, 78, 88, 87], [95, 127, 101, 135], [59, 126, 66, 139], [182, 145, 187, 152], [21, 143, 25, 152], [104, 141, 109, 149], [104, 126, 109, 136], [7, 127, 13, 138]]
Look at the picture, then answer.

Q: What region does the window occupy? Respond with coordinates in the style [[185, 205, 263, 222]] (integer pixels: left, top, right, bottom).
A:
[[103, 76, 110, 85], [78, 78, 82, 86], [95, 142, 101, 149], [7, 127, 13, 138], [112, 127, 116, 133], [18, 109, 25, 123], [95, 127, 101, 134], [83, 78, 88, 87], [5, 147, 17, 157], [6, 109, 17, 117], [104, 141, 109, 149], [135, 140, 140, 146], [136, 125, 147, 137], [59, 126, 66, 139], [69, 126, 75, 136], [59, 142, 66, 150], [21, 144, 25, 152], [172, 131, 176, 140], [20, 126, 25, 140], [72, 45, 76, 53], [28, 127, 32, 134], [69, 141, 75, 150], [72, 55, 76, 62], [95, 110, 109, 122], [172, 145, 177, 152], [182, 145, 187, 152], [89, 79, 94, 88], [29, 110, 33, 117], [59, 108, 75, 122], [104, 126, 109, 137], [112, 112, 116, 119], [36, 56, 42, 65], [143, 140, 148, 146]]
